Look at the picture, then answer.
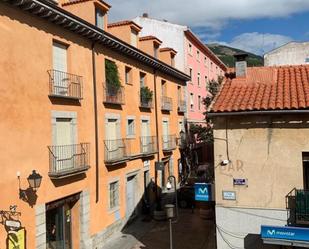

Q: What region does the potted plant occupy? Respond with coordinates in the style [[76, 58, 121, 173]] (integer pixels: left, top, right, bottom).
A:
[[140, 86, 153, 106], [105, 59, 121, 97]]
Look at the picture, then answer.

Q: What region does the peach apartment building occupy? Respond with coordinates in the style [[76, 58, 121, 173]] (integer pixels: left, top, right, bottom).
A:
[[0, 0, 190, 249]]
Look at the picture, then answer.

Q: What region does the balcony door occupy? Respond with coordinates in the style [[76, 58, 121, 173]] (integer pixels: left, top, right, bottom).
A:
[[141, 120, 150, 153], [55, 118, 74, 171], [53, 42, 68, 96], [162, 120, 169, 149], [106, 119, 121, 160]]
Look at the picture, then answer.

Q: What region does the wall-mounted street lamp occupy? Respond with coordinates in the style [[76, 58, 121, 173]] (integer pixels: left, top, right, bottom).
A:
[[18, 170, 42, 199]]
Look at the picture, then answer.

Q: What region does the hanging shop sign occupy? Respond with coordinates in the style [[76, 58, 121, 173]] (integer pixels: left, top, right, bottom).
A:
[[5, 220, 21, 231], [194, 183, 211, 201], [7, 228, 25, 249], [261, 225, 309, 242], [222, 191, 236, 200], [233, 178, 248, 186]]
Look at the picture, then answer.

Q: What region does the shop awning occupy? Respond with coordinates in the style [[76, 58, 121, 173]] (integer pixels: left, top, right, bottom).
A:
[[261, 225, 309, 248]]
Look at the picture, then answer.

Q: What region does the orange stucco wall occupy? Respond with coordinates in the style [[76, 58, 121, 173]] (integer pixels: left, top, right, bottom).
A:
[[0, 2, 185, 248]]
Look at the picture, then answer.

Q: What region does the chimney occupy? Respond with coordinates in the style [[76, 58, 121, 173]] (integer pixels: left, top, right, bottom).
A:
[[142, 13, 149, 18], [234, 53, 248, 77]]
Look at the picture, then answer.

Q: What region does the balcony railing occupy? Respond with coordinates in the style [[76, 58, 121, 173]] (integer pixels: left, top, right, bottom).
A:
[[162, 135, 176, 151], [140, 136, 157, 155], [140, 93, 153, 109], [161, 96, 173, 111], [178, 100, 186, 113], [286, 188, 309, 225], [48, 69, 82, 99], [104, 139, 130, 164], [103, 83, 124, 105], [48, 143, 90, 178]]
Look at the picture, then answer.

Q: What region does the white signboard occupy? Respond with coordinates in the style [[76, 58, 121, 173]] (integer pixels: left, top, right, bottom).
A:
[[222, 191, 236, 200]]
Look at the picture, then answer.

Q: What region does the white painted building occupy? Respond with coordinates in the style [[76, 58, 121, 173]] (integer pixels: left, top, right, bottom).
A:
[[264, 41, 309, 66]]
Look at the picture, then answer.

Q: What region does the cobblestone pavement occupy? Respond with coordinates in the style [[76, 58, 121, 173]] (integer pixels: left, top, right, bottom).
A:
[[101, 208, 216, 249]]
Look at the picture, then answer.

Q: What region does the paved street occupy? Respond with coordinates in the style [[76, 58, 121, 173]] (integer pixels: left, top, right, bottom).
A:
[[102, 208, 216, 249]]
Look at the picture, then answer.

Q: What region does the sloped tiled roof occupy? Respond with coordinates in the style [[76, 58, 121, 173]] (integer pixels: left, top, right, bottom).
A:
[[211, 65, 309, 113], [107, 20, 142, 30], [139, 36, 162, 44]]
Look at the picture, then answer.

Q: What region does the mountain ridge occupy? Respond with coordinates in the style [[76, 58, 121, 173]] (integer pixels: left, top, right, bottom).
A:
[[207, 43, 264, 67]]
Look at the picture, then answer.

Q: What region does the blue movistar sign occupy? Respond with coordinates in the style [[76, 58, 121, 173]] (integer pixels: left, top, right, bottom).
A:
[[261, 225, 309, 242], [194, 183, 211, 201]]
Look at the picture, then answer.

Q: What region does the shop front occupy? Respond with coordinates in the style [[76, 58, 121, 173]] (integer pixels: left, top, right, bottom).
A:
[[261, 225, 309, 248]]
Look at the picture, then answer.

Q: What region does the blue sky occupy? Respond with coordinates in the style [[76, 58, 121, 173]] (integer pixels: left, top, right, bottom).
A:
[[107, 0, 309, 55]]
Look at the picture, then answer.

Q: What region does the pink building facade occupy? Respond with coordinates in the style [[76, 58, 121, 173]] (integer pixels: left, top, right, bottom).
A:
[[133, 16, 227, 125], [185, 30, 226, 125]]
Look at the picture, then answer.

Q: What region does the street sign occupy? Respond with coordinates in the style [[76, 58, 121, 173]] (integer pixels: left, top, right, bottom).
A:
[[194, 183, 211, 201], [222, 191, 236, 200], [5, 220, 21, 231], [233, 178, 247, 186], [155, 161, 164, 171]]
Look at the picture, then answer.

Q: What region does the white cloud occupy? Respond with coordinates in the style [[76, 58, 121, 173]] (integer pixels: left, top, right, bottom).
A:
[[221, 32, 293, 55], [107, 0, 309, 30]]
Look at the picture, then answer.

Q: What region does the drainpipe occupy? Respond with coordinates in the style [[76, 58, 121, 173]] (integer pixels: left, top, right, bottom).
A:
[[92, 42, 99, 203], [153, 69, 160, 204]]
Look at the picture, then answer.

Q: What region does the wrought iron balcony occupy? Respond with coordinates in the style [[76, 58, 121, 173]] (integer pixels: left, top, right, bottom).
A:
[[140, 136, 157, 155], [104, 139, 130, 165], [48, 69, 83, 99], [178, 100, 186, 113], [48, 143, 90, 179], [161, 96, 173, 111], [140, 93, 153, 109], [103, 83, 125, 105], [286, 188, 309, 225], [162, 135, 177, 152]]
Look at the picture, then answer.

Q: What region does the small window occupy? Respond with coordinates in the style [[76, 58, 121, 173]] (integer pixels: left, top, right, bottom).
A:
[[197, 50, 200, 61], [204, 57, 207, 65], [190, 93, 194, 110], [197, 73, 201, 87], [95, 8, 104, 30], [189, 68, 192, 80], [305, 58, 309, 64], [131, 29, 138, 47], [140, 72, 146, 87], [154, 44, 159, 58], [211, 62, 213, 71], [125, 66, 132, 84], [171, 55, 175, 67], [189, 43, 192, 54], [109, 181, 119, 209], [205, 76, 208, 86], [127, 118, 135, 137], [198, 95, 201, 110]]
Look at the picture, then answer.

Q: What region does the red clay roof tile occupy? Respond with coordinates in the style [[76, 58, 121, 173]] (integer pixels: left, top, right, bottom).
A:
[[211, 65, 309, 113]]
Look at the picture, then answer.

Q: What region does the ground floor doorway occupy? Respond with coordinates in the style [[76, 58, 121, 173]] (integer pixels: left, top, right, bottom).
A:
[[46, 193, 79, 249]]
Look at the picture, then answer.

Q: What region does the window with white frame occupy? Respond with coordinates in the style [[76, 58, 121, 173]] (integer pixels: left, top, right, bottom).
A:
[[95, 8, 105, 30], [205, 76, 208, 88], [190, 93, 194, 110], [211, 62, 213, 71], [140, 72, 146, 87], [197, 73, 201, 87], [125, 66, 132, 85], [204, 56, 207, 65], [198, 95, 201, 110], [109, 181, 119, 209], [131, 29, 138, 47], [189, 68, 193, 81], [189, 43, 192, 54], [127, 118, 135, 137], [197, 50, 200, 61]]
